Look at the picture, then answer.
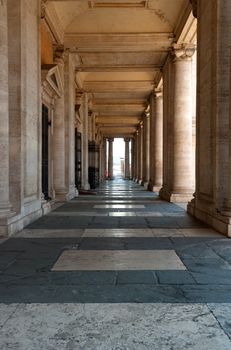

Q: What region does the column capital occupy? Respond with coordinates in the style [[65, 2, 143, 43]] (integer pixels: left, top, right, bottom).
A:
[[108, 138, 114, 143], [54, 46, 69, 64], [154, 88, 163, 99], [124, 138, 131, 143], [171, 43, 196, 61], [189, 0, 197, 18], [144, 104, 150, 119], [41, 0, 48, 19], [75, 89, 84, 111]]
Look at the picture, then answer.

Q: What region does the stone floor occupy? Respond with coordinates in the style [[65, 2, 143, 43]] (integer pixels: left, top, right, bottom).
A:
[[1, 179, 231, 349]]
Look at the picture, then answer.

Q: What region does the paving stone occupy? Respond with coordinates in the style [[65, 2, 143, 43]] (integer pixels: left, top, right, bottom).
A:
[[1, 303, 231, 350], [156, 271, 196, 285], [116, 271, 157, 284]]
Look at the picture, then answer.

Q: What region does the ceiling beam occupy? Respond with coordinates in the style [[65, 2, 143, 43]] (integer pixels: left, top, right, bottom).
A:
[[92, 103, 145, 113], [83, 80, 154, 93], [76, 65, 160, 72], [96, 116, 140, 124], [65, 33, 173, 51]]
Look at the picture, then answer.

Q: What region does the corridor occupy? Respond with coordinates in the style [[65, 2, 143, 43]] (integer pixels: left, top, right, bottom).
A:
[[1, 180, 231, 349]]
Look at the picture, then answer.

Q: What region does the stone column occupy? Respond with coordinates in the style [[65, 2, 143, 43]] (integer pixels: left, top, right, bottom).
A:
[[160, 44, 195, 202], [124, 138, 130, 179], [64, 54, 76, 199], [144, 109, 150, 188], [0, 0, 12, 220], [187, 0, 231, 235], [102, 138, 107, 180], [53, 50, 68, 200], [139, 123, 144, 184], [135, 131, 139, 182], [149, 90, 163, 192], [131, 138, 135, 180], [81, 93, 90, 190], [107, 138, 114, 180]]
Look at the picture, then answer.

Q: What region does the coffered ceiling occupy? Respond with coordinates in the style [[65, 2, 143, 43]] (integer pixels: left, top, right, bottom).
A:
[[45, 0, 194, 138]]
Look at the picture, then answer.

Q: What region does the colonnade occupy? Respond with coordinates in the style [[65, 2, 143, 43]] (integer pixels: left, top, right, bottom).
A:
[[2, 0, 231, 236]]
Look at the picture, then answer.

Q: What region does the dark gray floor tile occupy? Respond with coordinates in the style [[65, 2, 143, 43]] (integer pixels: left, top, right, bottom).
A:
[[116, 271, 157, 284], [156, 271, 196, 285]]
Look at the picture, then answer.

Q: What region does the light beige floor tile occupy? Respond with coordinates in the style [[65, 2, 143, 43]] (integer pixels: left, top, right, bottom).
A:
[[136, 212, 163, 216], [151, 229, 184, 237], [84, 229, 106, 234], [48, 211, 108, 216], [163, 212, 187, 217], [109, 212, 136, 216], [16, 229, 84, 238], [94, 204, 145, 209], [52, 250, 186, 271], [179, 228, 223, 237], [83, 228, 154, 237]]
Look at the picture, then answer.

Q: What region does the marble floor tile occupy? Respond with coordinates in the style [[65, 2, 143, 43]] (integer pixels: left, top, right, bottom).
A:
[[94, 204, 145, 209], [83, 228, 154, 237], [16, 229, 84, 238], [0, 303, 230, 350], [163, 212, 187, 217], [0, 304, 18, 328], [109, 212, 136, 216], [151, 228, 184, 237], [52, 250, 186, 271], [48, 211, 108, 216], [179, 228, 222, 237], [136, 212, 163, 216], [207, 303, 231, 340]]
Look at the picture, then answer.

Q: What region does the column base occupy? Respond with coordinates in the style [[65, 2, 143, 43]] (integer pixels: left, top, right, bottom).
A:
[[55, 186, 76, 202], [187, 199, 231, 237], [68, 185, 77, 200], [143, 182, 149, 189], [159, 188, 193, 203], [138, 179, 144, 185], [152, 185, 162, 193], [147, 181, 162, 193], [41, 198, 55, 215], [81, 183, 90, 190], [0, 200, 43, 237]]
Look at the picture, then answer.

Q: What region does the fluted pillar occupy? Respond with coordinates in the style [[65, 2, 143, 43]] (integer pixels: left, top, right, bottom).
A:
[[108, 138, 114, 180], [0, 0, 12, 219], [81, 93, 90, 190], [131, 138, 135, 180], [187, 0, 231, 235], [139, 123, 144, 184], [135, 131, 139, 182], [160, 44, 195, 202], [124, 138, 130, 179], [144, 110, 150, 188], [102, 137, 107, 180], [149, 90, 163, 192], [53, 51, 68, 200]]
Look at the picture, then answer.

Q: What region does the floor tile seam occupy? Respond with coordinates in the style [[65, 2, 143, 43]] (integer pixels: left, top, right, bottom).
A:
[[0, 303, 20, 331], [206, 304, 231, 342], [3, 281, 231, 287], [203, 242, 231, 266]]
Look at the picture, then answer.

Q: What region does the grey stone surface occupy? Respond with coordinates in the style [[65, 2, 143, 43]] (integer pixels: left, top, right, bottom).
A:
[[0, 303, 230, 350], [208, 304, 231, 340]]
